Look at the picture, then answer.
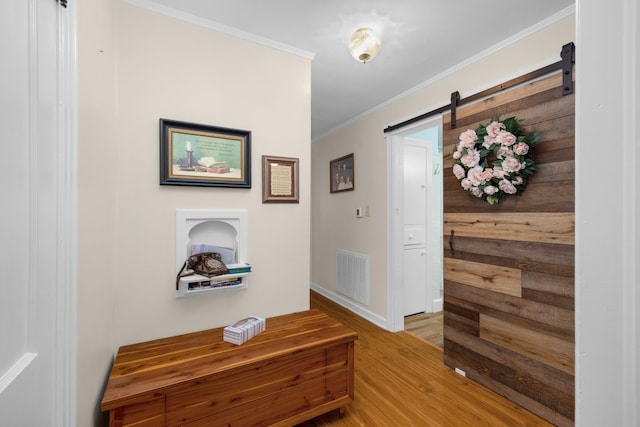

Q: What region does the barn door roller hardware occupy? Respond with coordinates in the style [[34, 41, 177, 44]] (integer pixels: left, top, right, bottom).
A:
[[449, 91, 460, 130], [57, 0, 68, 8], [561, 42, 575, 95]]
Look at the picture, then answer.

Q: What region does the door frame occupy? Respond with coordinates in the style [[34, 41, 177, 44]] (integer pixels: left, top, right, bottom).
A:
[[385, 116, 442, 332], [57, 1, 78, 422], [45, 1, 78, 423]]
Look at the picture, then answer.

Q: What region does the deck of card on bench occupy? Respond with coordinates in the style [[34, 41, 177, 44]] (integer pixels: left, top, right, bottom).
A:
[[223, 316, 266, 345]]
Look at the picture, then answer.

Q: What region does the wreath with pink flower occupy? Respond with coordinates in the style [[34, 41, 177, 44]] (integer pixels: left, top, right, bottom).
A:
[[452, 116, 540, 205]]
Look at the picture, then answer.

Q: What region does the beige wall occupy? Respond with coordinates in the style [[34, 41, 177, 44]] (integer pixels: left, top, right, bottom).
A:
[[311, 14, 575, 324], [77, 0, 118, 424], [78, 2, 311, 425]]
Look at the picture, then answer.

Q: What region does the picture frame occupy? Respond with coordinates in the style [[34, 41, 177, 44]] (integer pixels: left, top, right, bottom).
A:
[[262, 155, 299, 203], [330, 153, 354, 193], [159, 118, 251, 188]]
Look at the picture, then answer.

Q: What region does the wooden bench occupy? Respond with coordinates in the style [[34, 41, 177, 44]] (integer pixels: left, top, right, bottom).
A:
[[101, 309, 357, 426]]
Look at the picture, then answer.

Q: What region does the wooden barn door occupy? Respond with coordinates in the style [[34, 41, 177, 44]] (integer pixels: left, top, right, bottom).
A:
[[442, 72, 575, 426]]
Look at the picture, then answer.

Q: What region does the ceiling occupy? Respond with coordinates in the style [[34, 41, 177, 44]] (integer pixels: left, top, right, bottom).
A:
[[139, 0, 575, 140]]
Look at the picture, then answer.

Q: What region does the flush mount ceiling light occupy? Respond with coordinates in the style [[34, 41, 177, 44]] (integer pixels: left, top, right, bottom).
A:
[[349, 27, 382, 63]]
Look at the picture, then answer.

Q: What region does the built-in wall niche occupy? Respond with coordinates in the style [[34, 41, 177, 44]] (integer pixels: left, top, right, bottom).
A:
[[175, 209, 250, 298]]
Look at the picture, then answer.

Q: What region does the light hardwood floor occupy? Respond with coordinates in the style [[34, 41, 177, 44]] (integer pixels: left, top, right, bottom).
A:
[[404, 311, 444, 348], [298, 291, 553, 427]]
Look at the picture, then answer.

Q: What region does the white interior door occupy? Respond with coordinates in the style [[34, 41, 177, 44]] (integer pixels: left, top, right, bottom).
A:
[[387, 118, 442, 332], [403, 139, 428, 316], [0, 1, 75, 425]]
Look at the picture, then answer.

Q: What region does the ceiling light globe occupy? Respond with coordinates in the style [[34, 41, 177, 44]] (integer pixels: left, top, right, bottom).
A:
[[349, 27, 382, 63]]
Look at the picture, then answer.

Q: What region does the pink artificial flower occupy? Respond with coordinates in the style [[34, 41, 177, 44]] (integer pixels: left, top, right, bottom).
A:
[[496, 131, 516, 146], [453, 164, 466, 179], [482, 168, 494, 181], [502, 157, 524, 173], [471, 187, 484, 198], [484, 185, 498, 195], [458, 129, 477, 148], [486, 121, 505, 137], [512, 175, 524, 185], [452, 149, 462, 160], [483, 135, 495, 149], [461, 178, 472, 190], [513, 142, 529, 155], [497, 146, 512, 159], [467, 166, 486, 186], [499, 179, 517, 194], [460, 148, 481, 168], [493, 166, 506, 179]]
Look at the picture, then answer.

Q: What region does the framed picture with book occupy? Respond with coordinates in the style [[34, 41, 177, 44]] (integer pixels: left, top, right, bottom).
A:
[[159, 118, 251, 188], [330, 153, 354, 193]]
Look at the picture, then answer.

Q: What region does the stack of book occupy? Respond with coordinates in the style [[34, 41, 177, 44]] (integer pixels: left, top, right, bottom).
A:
[[223, 316, 265, 345], [183, 274, 242, 290], [226, 263, 252, 274], [180, 263, 252, 291]]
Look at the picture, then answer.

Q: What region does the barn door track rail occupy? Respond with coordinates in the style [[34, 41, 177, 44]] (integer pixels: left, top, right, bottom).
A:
[[384, 42, 575, 133]]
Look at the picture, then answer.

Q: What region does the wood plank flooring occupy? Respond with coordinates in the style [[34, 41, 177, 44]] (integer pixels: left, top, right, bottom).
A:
[[404, 311, 443, 348], [297, 291, 554, 427]]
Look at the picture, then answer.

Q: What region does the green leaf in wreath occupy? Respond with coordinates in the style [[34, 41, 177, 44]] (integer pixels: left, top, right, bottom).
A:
[[486, 195, 500, 204]]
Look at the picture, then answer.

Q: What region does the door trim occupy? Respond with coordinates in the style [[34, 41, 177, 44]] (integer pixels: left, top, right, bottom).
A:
[[385, 116, 442, 332], [53, 2, 78, 424]]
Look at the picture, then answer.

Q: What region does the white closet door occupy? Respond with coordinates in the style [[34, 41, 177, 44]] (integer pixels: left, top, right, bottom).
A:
[[0, 1, 71, 425], [403, 141, 427, 315]]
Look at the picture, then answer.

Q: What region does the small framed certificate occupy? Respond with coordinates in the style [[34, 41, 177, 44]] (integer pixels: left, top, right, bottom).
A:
[[261, 155, 299, 203]]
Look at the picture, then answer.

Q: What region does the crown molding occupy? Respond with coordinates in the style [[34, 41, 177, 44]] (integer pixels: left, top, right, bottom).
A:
[[120, 0, 315, 60]]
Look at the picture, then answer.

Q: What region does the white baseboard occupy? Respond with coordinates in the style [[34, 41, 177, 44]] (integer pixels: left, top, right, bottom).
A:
[[433, 298, 443, 312], [310, 283, 388, 330]]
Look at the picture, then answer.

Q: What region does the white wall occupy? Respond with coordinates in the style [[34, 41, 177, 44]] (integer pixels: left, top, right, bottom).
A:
[[311, 12, 576, 324], [575, 0, 639, 424], [77, 2, 311, 425]]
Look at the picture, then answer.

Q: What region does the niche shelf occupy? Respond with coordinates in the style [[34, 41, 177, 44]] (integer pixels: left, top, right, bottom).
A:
[[175, 209, 249, 298]]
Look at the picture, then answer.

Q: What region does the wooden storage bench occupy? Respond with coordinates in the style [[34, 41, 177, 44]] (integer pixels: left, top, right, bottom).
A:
[[101, 309, 357, 426]]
